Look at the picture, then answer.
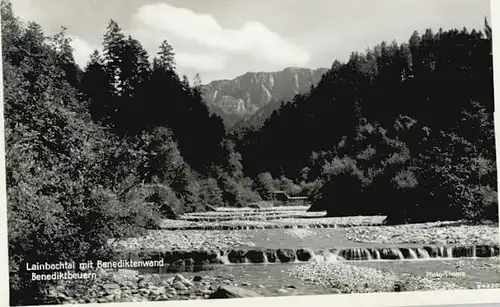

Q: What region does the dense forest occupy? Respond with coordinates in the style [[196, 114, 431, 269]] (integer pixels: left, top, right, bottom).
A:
[[236, 21, 497, 223], [2, 0, 497, 304]]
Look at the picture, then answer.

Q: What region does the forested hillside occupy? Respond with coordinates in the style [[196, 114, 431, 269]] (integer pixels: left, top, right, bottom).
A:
[[2, 1, 260, 304], [236, 22, 497, 223]]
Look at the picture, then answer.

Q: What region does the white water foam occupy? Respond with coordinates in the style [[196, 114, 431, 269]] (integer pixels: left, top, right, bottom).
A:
[[408, 249, 418, 259], [417, 248, 431, 259]]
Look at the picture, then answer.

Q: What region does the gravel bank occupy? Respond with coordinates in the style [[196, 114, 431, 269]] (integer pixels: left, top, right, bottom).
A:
[[46, 269, 242, 304], [182, 211, 324, 218], [160, 215, 386, 230], [287, 262, 465, 293], [346, 224, 499, 245], [212, 205, 311, 212], [453, 256, 500, 272], [110, 230, 256, 251], [47, 268, 310, 303]]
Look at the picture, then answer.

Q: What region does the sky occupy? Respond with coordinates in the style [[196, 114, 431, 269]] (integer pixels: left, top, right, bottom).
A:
[[11, 0, 491, 83]]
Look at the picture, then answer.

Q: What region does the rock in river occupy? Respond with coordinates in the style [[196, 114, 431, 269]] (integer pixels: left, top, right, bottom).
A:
[[209, 285, 260, 299]]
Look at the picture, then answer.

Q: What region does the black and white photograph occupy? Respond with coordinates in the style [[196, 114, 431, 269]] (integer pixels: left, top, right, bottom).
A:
[[1, 0, 499, 306]]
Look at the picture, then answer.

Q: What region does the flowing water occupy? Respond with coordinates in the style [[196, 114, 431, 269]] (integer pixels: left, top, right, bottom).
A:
[[130, 211, 499, 295], [137, 258, 500, 295], [149, 245, 498, 266]]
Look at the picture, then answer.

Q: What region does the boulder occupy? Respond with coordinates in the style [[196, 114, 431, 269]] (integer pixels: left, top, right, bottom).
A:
[[102, 283, 120, 291], [116, 269, 139, 277], [209, 285, 260, 299], [173, 281, 187, 291], [173, 274, 192, 286]]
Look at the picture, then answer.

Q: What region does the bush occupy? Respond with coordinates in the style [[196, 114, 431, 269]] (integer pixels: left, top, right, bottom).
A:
[[219, 175, 261, 207], [253, 172, 275, 200], [275, 176, 303, 196], [198, 177, 225, 209]]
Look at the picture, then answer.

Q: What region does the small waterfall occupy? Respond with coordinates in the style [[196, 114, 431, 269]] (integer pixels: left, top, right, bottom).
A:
[[408, 249, 418, 259], [491, 247, 498, 257], [416, 248, 431, 259], [332, 249, 345, 261], [394, 248, 404, 260], [446, 247, 453, 258], [272, 251, 280, 263], [309, 250, 321, 262], [339, 248, 372, 260], [364, 249, 373, 260], [317, 250, 341, 262], [438, 246, 445, 258], [217, 251, 230, 264], [263, 252, 269, 264], [380, 248, 404, 260], [325, 252, 341, 262], [354, 248, 372, 260], [354, 248, 362, 260], [293, 250, 301, 263], [373, 249, 381, 260]]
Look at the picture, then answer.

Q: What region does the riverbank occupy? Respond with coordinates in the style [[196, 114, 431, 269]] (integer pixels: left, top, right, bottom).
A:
[[110, 223, 499, 252], [47, 257, 500, 304], [346, 224, 499, 245]]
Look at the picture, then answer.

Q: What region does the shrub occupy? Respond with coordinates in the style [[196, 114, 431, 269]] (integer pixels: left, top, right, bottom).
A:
[[219, 175, 261, 207], [253, 172, 275, 200]]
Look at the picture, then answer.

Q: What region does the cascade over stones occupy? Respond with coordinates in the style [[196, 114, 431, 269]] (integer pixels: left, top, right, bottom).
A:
[[111, 245, 500, 268]]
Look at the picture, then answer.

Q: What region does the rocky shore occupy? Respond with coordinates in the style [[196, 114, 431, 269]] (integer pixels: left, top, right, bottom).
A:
[[453, 256, 500, 272], [47, 257, 486, 304], [112, 223, 499, 253], [109, 230, 256, 251], [159, 215, 387, 230], [346, 224, 499, 245], [287, 262, 466, 293], [47, 269, 251, 304], [46, 268, 301, 304]]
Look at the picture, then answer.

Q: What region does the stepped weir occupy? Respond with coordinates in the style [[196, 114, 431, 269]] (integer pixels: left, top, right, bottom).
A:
[[115, 205, 499, 276], [116, 245, 499, 268]]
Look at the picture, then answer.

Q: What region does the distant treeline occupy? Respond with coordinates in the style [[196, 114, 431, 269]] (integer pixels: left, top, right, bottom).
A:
[[1, 0, 497, 304]]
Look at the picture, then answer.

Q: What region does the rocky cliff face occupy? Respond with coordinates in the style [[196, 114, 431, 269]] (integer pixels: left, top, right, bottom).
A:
[[202, 67, 328, 128]]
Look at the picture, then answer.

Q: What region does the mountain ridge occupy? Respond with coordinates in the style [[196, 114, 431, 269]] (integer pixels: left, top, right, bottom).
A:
[[202, 67, 328, 128]]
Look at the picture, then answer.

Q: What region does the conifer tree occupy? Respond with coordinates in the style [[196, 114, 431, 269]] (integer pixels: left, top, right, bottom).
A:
[[157, 39, 176, 71], [81, 50, 113, 124], [102, 19, 126, 96]]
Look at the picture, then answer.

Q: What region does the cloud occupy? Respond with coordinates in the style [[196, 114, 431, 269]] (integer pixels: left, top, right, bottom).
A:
[[134, 3, 311, 67], [10, 0, 37, 23], [68, 36, 98, 68], [175, 53, 227, 71]]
